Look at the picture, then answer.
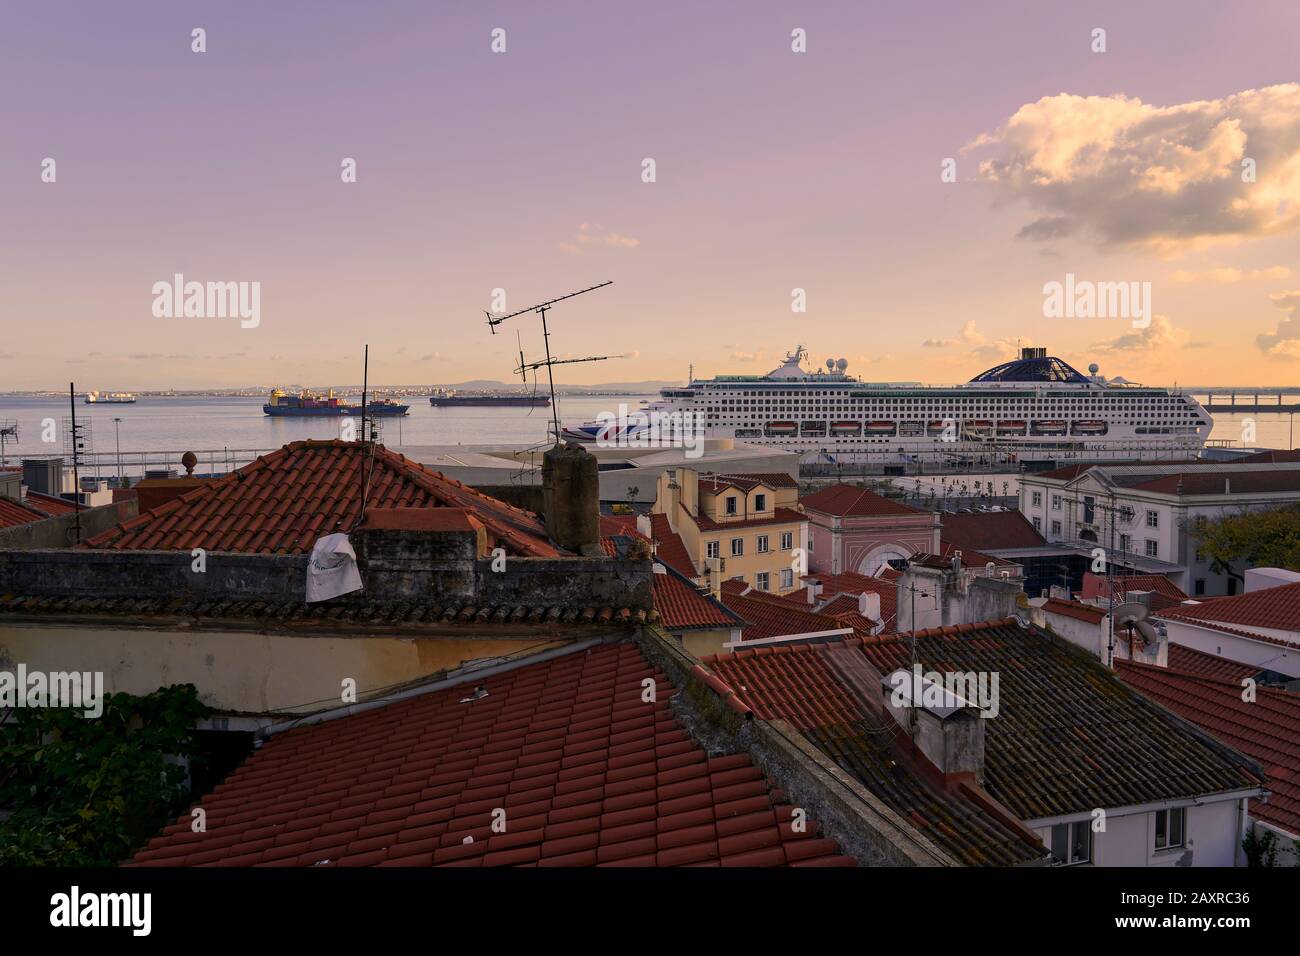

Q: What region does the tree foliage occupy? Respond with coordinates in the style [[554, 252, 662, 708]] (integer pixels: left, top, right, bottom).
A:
[[1189, 506, 1300, 582], [0, 683, 209, 866]]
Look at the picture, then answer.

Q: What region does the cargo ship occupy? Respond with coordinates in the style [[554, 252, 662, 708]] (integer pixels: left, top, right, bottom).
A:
[[263, 388, 409, 416], [84, 391, 137, 404], [429, 389, 549, 408]]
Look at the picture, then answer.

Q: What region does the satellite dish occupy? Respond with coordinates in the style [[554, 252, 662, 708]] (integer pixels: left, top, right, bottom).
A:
[[1113, 601, 1149, 625], [836, 358, 848, 372]]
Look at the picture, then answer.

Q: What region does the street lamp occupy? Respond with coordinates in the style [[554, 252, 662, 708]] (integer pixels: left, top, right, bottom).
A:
[[112, 417, 123, 488]]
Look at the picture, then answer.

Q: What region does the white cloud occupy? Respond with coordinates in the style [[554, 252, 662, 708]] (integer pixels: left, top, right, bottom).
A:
[[562, 223, 641, 253], [1171, 265, 1292, 284], [1257, 290, 1300, 359], [969, 84, 1300, 253], [1093, 315, 1198, 352]]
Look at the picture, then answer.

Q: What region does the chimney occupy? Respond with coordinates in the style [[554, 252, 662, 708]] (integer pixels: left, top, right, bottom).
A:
[[706, 556, 722, 599], [951, 550, 962, 575], [806, 580, 823, 605], [881, 668, 988, 785], [542, 442, 601, 556], [858, 591, 881, 622], [635, 513, 652, 540], [1224, 477, 1231, 495]]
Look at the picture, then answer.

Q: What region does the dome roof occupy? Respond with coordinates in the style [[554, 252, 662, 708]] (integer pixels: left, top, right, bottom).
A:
[[969, 355, 1089, 384]]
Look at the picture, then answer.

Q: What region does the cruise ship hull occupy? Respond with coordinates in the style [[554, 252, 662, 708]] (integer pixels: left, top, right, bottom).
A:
[[561, 347, 1212, 465]]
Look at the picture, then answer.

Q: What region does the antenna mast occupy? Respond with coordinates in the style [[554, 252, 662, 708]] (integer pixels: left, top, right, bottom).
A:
[[485, 281, 614, 443]]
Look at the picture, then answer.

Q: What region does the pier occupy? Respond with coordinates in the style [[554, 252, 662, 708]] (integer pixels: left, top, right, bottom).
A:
[[1189, 387, 1300, 414]]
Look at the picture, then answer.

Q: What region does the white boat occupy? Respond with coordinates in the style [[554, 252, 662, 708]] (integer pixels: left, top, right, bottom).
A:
[[561, 346, 1212, 463], [84, 391, 137, 404]]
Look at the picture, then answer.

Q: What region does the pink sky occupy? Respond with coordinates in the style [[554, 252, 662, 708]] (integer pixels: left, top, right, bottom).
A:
[[2, 0, 1299, 389]]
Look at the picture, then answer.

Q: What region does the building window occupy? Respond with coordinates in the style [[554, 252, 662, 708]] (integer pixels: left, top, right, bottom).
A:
[[780, 569, 793, 589], [1146, 510, 1159, 528], [725, 496, 737, 515], [1050, 821, 1092, 865], [1083, 496, 1095, 524], [755, 494, 766, 512], [1050, 520, 1061, 536], [1031, 491, 1042, 508], [1119, 533, 1131, 553], [1033, 517, 1041, 532], [780, 531, 793, 550], [757, 534, 770, 553], [1194, 579, 1205, 596], [706, 541, 720, 559], [1154, 808, 1185, 851], [756, 572, 770, 591], [1051, 494, 1061, 511], [1145, 540, 1158, 558], [731, 538, 744, 557]]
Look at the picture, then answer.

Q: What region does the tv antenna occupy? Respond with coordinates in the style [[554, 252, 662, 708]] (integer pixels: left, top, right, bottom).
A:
[[485, 281, 615, 443], [0, 420, 18, 466]]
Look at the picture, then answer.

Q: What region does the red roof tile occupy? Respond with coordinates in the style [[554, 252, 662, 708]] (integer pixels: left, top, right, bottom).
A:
[[721, 587, 853, 643], [1165, 644, 1259, 681], [25, 491, 79, 516], [83, 440, 560, 557], [1116, 661, 1300, 837], [1159, 582, 1300, 635], [1040, 598, 1107, 625], [649, 514, 697, 578], [799, 484, 920, 518], [128, 642, 854, 867], [699, 473, 798, 494], [651, 566, 743, 631], [1131, 471, 1300, 496], [939, 510, 1045, 550], [0, 497, 51, 529], [801, 571, 898, 631]]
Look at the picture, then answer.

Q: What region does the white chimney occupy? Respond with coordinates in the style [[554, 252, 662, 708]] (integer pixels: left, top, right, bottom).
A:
[[806, 580, 823, 605], [858, 591, 881, 622], [636, 513, 652, 539], [952, 550, 962, 574]]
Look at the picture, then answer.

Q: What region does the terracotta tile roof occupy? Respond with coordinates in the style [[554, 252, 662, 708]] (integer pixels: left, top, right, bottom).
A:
[[649, 513, 697, 578], [1159, 582, 1300, 636], [1116, 661, 1300, 837], [0, 593, 652, 629], [0, 497, 52, 529], [720, 587, 854, 643], [25, 491, 79, 516], [1165, 644, 1259, 682], [1131, 471, 1300, 496], [799, 484, 920, 518], [1105, 574, 1189, 602], [128, 642, 855, 867], [1040, 598, 1107, 625], [802, 571, 898, 631], [939, 540, 1016, 569], [939, 510, 1045, 550], [700, 643, 1045, 866], [83, 440, 560, 557], [650, 565, 743, 632], [854, 619, 1264, 819], [1030, 463, 1094, 481], [693, 506, 804, 532], [1161, 615, 1300, 650], [699, 473, 798, 494]]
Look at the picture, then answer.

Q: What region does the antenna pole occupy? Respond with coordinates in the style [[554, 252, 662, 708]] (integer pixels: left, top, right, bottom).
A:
[[69, 382, 81, 544], [540, 306, 561, 444], [359, 344, 370, 520]]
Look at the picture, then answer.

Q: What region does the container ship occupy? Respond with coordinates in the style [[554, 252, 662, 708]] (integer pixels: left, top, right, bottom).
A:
[[429, 389, 549, 408], [561, 346, 1212, 465], [263, 388, 409, 417], [84, 391, 137, 404]]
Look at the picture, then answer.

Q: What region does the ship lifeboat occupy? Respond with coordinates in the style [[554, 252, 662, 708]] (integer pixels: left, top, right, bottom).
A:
[[830, 421, 862, 435], [765, 421, 797, 436], [1030, 420, 1068, 435], [964, 420, 994, 436], [1070, 420, 1108, 436], [864, 421, 896, 436], [926, 420, 952, 436], [996, 420, 1027, 435]]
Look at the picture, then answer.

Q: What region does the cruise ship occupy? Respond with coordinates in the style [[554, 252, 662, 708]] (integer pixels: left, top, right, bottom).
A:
[[561, 346, 1212, 464]]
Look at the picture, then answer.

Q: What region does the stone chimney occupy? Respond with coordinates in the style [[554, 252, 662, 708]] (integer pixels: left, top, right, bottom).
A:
[[542, 442, 602, 556], [881, 667, 987, 785], [706, 556, 723, 599], [636, 513, 652, 540]]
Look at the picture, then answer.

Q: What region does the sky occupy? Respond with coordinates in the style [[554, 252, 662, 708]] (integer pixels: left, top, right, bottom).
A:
[[2, 0, 1299, 389]]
